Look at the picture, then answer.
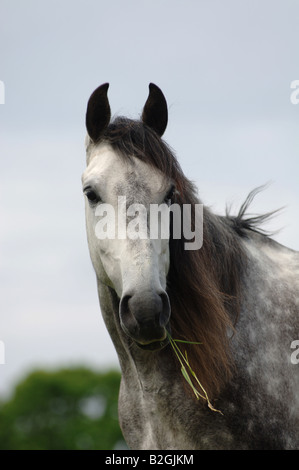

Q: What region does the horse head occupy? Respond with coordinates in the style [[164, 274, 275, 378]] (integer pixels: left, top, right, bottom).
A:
[[82, 83, 171, 351]]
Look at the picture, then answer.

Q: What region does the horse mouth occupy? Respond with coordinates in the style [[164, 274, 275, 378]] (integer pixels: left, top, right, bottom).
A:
[[136, 336, 169, 351], [135, 327, 170, 351]]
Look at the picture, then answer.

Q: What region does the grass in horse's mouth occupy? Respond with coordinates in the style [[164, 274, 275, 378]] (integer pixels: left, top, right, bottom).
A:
[[166, 332, 222, 415], [136, 337, 169, 351]]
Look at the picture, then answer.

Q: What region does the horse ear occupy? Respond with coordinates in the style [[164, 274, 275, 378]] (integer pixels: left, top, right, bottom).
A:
[[142, 83, 168, 137], [86, 83, 111, 142]]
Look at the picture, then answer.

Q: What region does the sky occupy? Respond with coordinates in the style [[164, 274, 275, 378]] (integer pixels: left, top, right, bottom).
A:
[[1, 0, 299, 397]]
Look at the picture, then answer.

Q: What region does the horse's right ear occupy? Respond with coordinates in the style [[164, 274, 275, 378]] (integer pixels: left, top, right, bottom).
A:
[[86, 83, 111, 143], [142, 83, 168, 137]]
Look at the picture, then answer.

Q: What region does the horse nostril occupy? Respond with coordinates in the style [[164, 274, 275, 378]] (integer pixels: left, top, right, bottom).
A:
[[120, 294, 132, 317], [119, 294, 139, 337], [159, 292, 171, 328]]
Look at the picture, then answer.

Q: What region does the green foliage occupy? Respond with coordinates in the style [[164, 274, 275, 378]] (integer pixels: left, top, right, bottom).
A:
[[0, 367, 127, 450]]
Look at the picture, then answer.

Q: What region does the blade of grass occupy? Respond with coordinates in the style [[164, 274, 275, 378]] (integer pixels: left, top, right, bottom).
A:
[[167, 334, 206, 400], [167, 332, 223, 414], [171, 339, 202, 345]]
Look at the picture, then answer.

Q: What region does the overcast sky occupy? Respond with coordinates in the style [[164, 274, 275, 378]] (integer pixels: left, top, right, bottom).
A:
[[1, 0, 299, 396]]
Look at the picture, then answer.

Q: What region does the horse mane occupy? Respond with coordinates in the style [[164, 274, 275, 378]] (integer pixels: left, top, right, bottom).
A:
[[101, 117, 274, 399], [225, 185, 282, 238]]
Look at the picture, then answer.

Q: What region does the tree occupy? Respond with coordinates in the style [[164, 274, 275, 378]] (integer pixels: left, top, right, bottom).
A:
[[0, 367, 127, 450]]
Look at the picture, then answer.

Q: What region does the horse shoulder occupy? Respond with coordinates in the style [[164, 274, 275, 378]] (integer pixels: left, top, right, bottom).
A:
[[228, 234, 299, 448]]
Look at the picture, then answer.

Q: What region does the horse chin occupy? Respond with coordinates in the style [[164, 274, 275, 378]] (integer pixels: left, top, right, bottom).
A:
[[121, 322, 172, 352]]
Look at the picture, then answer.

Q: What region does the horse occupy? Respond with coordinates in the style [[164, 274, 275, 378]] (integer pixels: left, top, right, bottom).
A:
[[82, 83, 299, 450]]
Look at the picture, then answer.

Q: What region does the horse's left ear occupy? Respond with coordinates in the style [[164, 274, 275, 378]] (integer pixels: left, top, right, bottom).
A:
[[142, 83, 168, 137], [86, 83, 111, 143]]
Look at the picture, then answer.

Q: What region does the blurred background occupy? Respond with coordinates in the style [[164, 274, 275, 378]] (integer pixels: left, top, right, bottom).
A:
[[0, 367, 126, 449], [1, 0, 299, 449]]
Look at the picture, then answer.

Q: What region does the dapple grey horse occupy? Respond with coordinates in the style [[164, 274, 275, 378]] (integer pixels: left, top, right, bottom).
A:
[[82, 83, 299, 449]]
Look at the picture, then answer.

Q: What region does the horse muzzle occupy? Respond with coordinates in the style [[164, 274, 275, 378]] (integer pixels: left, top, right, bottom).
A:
[[119, 290, 171, 351]]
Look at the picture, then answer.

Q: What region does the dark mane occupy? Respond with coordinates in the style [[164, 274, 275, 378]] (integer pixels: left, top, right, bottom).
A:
[[102, 116, 187, 192], [101, 117, 274, 399], [225, 185, 281, 238]]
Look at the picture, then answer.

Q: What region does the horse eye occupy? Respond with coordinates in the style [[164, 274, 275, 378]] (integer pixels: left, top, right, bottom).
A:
[[164, 185, 176, 204], [85, 189, 100, 204]]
